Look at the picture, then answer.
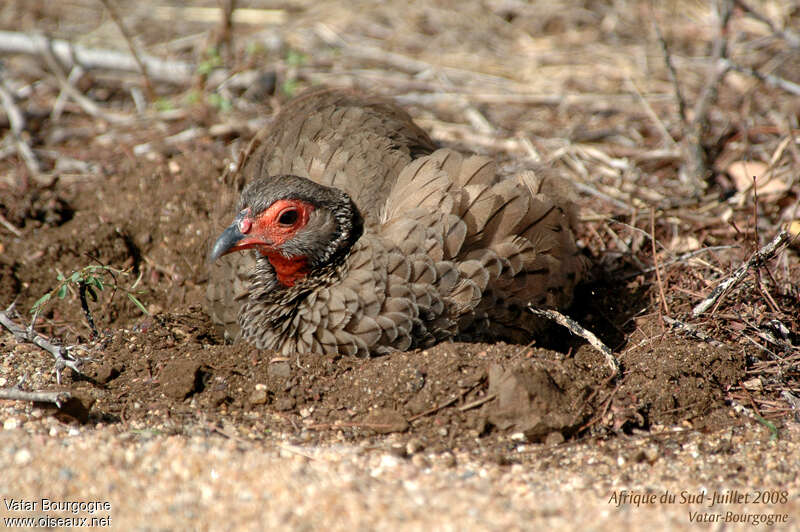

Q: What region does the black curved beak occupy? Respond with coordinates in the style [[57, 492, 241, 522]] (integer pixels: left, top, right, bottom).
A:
[[209, 220, 246, 263]]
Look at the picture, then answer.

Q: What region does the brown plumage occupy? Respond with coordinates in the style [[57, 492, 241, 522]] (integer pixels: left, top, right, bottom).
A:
[[207, 88, 587, 356]]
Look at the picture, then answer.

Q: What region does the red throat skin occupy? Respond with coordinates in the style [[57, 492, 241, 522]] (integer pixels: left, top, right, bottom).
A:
[[264, 252, 310, 287]]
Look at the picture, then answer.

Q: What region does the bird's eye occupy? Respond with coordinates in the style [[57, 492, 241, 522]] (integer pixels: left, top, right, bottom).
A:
[[277, 209, 299, 226]]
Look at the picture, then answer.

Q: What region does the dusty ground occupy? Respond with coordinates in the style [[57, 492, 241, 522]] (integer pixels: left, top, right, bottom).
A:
[[1, 0, 799, 529]]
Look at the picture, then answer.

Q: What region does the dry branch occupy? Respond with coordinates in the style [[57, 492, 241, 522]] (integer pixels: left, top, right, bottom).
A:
[[617, 245, 736, 280], [527, 307, 618, 375], [679, 0, 734, 191], [653, 20, 687, 124], [692, 230, 792, 317], [0, 387, 72, 407], [99, 0, 156, 99], [0, 30, 194, 85], [393, 90, 646, 109], [0, 307, 84, 385], [733, 0, 800, 49], [650, 208, 670, 315], [0, 212, 23, 237], [0, 75, 41, 175], [721, 59, 800, 96], [37, 39, 130, 124], [663, 317, 725, 348]]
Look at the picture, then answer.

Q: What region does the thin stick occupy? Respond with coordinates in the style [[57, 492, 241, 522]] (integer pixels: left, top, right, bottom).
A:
[[0, 76, 41, 175], [315, 24, 525, 89], [650, 208, 670, 315], [214, 0, 238, 63], [99, 0, 156, 99], [407, 396, 459, 422], [732, 0, 800, 49], [720, 58, 800, 97], [751, 176, 782, 314], [527, 306, 619, 375], [0, 30, 194, 85], [680, 0, 733, 189], [627, 76, 676, 148], [653, 19, 687, 123], [692, 230, 792, 316], [0, 306, 84, 384], [457, 393, 497, 412], [37, 36, 129, 124], [572, 181, 635, 213], [0, 387, 72, 407], [0, 212, 23, 237], [662, 316, 725, 347], [618, 245, 736, 280], [51, 66, 85, 121], [77, 282, 98, 338]]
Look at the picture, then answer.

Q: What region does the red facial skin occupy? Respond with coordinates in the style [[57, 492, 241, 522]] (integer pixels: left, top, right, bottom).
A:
[[227, 199, 314, 287]]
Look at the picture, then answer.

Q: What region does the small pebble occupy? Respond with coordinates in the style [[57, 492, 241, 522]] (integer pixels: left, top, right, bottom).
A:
[[545, 431, 565, 446], [249, 389, 268, 405], [411, 454, 430, 469], [14, 448, 32, 465], [438, 452, 456, 468], [405, 437, 425, 455], [388, 443, 407, 458]]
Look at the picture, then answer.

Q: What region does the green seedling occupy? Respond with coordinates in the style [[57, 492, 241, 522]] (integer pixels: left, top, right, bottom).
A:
[[31, 265, 149, 338]]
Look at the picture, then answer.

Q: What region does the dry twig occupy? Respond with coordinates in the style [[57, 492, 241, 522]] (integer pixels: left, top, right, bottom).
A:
[[457, 393, 497, 412], [0, 212, 23, 237], [99, 0, 156, 99], [663, 316, 725, 348], [733, 0, 800, 49], [652, 20, 687, 123], [36, 36, 130, 124], [0, 75, 41, 175], [0, 387, 72, 407], [0, 305, 84, 384], [692, 230, 792, 317], [527, 306, 618, 375], [0, 30, 194, 85], [618, 245, 736, 280], [650, 208, 670, 316], [679, 0, 734, 190], [720, 58, 800, 97]]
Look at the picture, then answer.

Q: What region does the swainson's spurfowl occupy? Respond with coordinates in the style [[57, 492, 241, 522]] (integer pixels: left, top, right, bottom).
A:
[[207, 88, 586, 356]]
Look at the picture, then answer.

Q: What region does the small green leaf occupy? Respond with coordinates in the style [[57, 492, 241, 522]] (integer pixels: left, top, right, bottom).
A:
[[131, 270, 143, 290], [92, 276, 104, 291], [154, 98, 175, 112], [184, 90, 201, 105], [31, 293, 51, 312], [281, 78, 299, 98], [128, 294, 150, 315], [246, 41, 265, 57], [70, 271, 82, 283], [207, 92, 232, 111], [197, 47, 222, 76], [57, 284, 68, 299], [285, 49, 308, 67], [57, 273, 65, 281]]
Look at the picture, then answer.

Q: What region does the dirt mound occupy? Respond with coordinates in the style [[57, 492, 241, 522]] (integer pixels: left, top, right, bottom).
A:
[[0, 146, 751, 454]]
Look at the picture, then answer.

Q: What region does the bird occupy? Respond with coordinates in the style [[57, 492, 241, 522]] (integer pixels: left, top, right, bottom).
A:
[[206, 87, 587, 356]]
